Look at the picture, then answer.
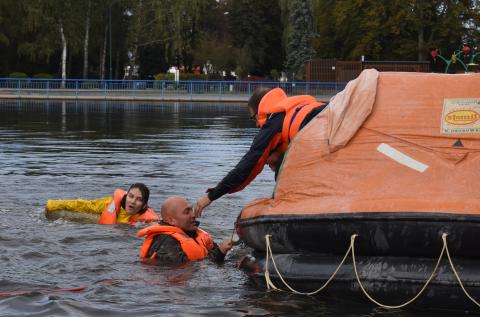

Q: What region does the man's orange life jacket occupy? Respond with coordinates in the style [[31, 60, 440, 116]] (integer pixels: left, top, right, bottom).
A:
[[138, 225, 214, 261], [230, 88, 326, 193], [97, 189, 159, 225]]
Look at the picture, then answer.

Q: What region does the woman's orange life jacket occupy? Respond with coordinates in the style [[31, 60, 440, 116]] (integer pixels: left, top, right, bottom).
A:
[[97, 189, 159, 225], [138, 224, 214, 261], [230, 88, 326, 193]]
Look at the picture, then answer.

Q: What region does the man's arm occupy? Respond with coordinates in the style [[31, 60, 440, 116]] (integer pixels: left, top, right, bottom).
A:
[[207, 113, 285, 201], [208, 240, 233, 264]]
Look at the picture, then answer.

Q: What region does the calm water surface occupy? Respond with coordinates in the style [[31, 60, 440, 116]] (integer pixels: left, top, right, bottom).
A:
[[0, 100, 464, 316]]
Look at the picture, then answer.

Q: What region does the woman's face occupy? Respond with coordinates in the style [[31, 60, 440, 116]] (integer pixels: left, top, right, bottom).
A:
[[125, 188, 145, 214]]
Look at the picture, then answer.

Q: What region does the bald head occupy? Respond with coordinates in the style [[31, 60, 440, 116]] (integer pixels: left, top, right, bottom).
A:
[[160, 196, 182, 218], [160, 196, 197, 231]]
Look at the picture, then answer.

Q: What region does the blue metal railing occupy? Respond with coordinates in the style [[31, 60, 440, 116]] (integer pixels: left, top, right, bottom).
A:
[[0, 78, 346, 101]]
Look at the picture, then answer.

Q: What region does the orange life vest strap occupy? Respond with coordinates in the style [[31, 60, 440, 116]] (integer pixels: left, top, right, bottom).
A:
[[138, 225, 214, 261], [98, 189, 126, 225], [280, 101, 324, 152]]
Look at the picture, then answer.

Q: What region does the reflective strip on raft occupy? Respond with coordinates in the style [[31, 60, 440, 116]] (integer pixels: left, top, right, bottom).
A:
[[377, 143, 429, 173]]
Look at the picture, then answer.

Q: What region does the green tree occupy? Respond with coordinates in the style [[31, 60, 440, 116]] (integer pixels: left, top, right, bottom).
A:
[[193, 33, 253, 79], [310, 0, 336, 58], [230, 0, 283, 77], [82, 0, 92, 78], [1, 0, 477, 79], [0, 0, 21, 75], [284, 0, 316, 80], [192, 0, 254, 79], [121, 0, 208, 78], [16, 0, 87, 80], [163, 0, 206, 69], [312, 0, 479, 61]]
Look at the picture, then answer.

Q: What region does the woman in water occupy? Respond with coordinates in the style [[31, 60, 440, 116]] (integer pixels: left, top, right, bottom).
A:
[[45, 183, 159, 225]]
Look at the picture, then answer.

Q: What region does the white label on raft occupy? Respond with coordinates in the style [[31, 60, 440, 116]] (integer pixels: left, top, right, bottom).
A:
[[377, 143, 428, 173], [441, 98, 480, 134]]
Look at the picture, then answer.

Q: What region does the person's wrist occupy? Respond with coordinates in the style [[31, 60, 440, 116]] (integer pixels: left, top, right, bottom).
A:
[[206, 192, 213, 202]]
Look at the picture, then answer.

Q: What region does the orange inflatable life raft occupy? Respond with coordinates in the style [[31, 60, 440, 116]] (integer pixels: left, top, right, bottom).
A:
[[237, 70, 480, 310]]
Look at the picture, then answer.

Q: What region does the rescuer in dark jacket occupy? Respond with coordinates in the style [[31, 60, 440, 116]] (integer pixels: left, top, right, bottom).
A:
[[195, 87, 327, 217]]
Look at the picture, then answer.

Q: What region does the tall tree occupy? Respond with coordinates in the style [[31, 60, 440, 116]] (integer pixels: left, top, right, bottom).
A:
[[92, 0, 114, 79], [0, 0, 20, 74], [230, 0, 283, 77], [382, 0, 480, 61], [1, 0, 478, 78], [192, 0, 254, 78], [121, 0, 204, 78], [284, 0, 316, 80], [83, 0, 92, 78], [313, 0, 480, 61], [310, 0, 336, 58], [166, 0, 205, 69], [125, 0, 144, 79], [17, 0, 85, 79]]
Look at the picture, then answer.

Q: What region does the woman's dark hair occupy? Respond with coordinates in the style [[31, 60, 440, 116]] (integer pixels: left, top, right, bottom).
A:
[[247, 87, 271, 112]]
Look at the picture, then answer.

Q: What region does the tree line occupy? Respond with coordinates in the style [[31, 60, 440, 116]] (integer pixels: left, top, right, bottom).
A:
[[0, 0, 478, 80]]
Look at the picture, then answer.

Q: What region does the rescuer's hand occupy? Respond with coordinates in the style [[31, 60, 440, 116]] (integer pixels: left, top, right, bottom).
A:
[[194, 194, 211, 217], [266, 150, 282, 171], [219, 239, 234, 254]]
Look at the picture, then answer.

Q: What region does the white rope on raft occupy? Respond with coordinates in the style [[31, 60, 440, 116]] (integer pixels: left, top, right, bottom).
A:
[[351, 234, 445, 309], [264, 234, 353, 295], [442, 233, 480, 307], [264, 233, 480, 309]]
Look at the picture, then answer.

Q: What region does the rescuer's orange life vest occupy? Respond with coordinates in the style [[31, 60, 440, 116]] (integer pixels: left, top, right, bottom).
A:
[[231, 88, 326, 193]]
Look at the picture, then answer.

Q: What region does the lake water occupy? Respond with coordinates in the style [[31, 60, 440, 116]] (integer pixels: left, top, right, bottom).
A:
[[0, 100, 467, 316]]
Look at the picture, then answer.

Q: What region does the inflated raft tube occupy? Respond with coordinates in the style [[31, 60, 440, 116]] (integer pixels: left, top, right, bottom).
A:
[[237, 212, 480, 258], [237, 69, 480, 311], [239, 251, 480, 311]]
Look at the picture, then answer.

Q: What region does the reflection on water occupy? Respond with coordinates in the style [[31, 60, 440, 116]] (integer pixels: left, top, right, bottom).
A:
[[0, 100, 263, 210], [0, 100, 466, 316]]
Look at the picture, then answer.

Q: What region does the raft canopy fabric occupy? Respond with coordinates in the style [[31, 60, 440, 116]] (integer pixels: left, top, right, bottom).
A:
[[241, 70, 480, 219], [327, 68, 378, 153]]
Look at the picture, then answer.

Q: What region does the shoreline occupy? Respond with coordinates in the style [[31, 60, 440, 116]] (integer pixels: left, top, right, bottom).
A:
[[0, 89, 334, 103]]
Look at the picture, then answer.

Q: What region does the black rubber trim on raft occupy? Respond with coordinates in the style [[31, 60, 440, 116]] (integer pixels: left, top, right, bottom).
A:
[[239, 253, 480, 311], [245, 252, 480, 286], [236, 212, 480, 257], [237, 211, 480, 227]]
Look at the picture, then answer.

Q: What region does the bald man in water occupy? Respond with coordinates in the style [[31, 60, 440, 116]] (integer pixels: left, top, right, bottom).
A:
[[138, 196, 233, 265]]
